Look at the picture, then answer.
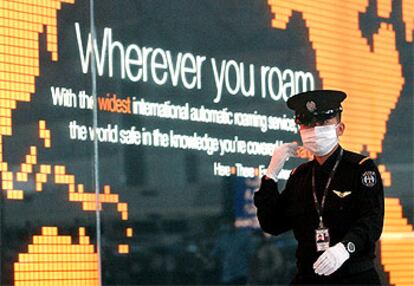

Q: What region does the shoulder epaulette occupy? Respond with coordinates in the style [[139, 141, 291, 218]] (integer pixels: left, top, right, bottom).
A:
[[342, 149, 368, 165], [358, 157, 371, 165]]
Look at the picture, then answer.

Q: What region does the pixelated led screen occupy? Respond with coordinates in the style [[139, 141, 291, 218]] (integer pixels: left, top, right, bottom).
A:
[[0, 0, 413, 285]]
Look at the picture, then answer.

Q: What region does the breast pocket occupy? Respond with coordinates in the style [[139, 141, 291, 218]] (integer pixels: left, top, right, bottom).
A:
[[326, 189, 355, 223]]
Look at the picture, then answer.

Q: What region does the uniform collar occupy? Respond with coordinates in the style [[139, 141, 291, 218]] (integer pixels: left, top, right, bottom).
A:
[[314, 145, 342, 173]]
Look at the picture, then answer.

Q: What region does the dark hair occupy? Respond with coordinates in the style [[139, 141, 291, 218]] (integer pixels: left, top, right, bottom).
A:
[[336, 112, 342, 123]]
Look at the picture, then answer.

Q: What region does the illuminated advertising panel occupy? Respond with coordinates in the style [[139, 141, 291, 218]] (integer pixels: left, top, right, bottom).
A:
[[0, 0, 413, 285]]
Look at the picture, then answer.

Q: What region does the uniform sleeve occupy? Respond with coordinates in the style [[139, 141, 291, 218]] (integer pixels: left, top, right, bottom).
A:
[[253, 175, 293, 236], [342, 159, 384, 255]]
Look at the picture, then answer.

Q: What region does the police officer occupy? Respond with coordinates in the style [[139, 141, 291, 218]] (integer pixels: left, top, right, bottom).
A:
[[254, 90, 384, 285]]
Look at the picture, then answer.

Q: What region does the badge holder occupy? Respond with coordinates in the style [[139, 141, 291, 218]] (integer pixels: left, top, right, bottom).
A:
[[315, 217, 330, 252]]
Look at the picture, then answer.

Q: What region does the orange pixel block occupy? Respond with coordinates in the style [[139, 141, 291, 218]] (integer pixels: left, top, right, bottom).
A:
[[126, 227, 133, 237], [0, 1, 133, 284], [53, 169, 125, 218], [268, 0, 404, 159], [402, 0, 414, 42], [14, 226, 99, 286], [39, 120, 51, 148], [380, 198, 414, 286], [118, 244, 129, 254]]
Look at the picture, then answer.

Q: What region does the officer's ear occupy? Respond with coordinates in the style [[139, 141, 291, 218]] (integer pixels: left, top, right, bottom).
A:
[[336, 122, 345, 136]]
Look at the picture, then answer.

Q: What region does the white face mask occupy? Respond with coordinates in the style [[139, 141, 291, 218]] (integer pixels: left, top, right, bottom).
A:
[[299, 124, 339, 156]]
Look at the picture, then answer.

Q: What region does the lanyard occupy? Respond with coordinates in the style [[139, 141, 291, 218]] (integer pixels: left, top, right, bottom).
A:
[[311, 148, 343, 228]]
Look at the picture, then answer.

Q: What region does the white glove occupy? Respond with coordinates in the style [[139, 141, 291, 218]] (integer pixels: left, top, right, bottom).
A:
[[265, 142, 298, 182], [313, 242, 350, 276]]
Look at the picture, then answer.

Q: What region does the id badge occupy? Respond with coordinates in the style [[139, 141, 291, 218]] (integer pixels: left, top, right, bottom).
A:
[[315, 227, 330, 252]]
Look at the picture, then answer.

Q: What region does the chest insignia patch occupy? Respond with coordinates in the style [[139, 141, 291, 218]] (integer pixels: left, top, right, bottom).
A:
[[361, 171, 377, 187], [332, 190, 352, 198]]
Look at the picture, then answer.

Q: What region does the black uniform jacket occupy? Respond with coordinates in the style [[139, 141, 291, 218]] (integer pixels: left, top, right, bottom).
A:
[[253, 146, 384, 276]]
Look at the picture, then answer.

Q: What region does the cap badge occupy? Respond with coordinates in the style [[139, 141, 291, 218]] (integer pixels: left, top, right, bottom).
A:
[[306, 101, 317, 112]]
